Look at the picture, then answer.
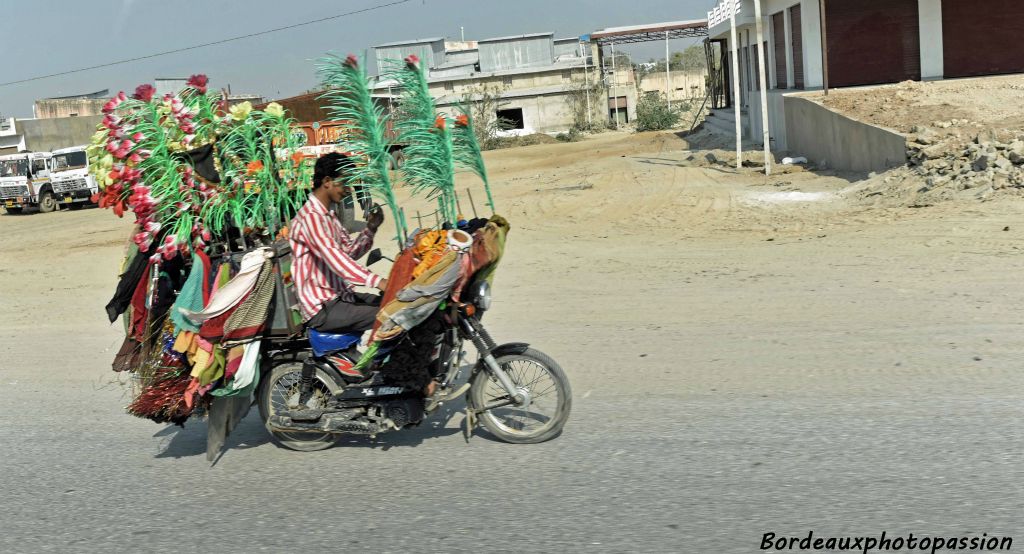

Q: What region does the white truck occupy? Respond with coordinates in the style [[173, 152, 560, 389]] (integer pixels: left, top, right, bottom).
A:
[[50, 145, 99, 210], [0, 151, 54, 214]]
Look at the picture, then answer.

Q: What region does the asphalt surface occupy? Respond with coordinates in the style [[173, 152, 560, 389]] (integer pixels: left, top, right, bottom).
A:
[[2, 193, 1023, 553]]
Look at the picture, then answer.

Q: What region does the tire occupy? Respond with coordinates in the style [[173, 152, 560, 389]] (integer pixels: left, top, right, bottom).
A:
[[258, 360, 344, 451], [37, 191, 56, 213], [4, 207, 23, 215], [469, 348, 571, 444]]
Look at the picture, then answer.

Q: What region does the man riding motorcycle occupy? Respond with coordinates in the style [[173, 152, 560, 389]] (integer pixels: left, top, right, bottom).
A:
[[289, 152, 388, 381]]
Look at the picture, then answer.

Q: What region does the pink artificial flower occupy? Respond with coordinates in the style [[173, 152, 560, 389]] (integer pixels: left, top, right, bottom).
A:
[[344, 54, 359, 68], [132, 132, 145, 142], [405, 54, 419, 66], [186, 74, 209, 93], [132, 84, 156, 101], [129, 152, 142, 164]]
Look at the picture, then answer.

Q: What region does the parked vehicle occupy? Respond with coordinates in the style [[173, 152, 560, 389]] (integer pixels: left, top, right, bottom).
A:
[[49, 145, 98, 209], [0, 152, 54, 214]]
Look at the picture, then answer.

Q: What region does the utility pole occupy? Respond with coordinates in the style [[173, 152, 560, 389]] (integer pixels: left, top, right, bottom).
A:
[[581, 41, 593, 128], [754, 0, 772, 175], [611, 42, 620, 129], [819, 0, 829, 95], [729, 0, 742, 169], [665, 31, 672, 110]]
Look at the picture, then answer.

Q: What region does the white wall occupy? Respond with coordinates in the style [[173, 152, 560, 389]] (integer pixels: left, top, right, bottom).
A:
[[918, 0, 944, 79]]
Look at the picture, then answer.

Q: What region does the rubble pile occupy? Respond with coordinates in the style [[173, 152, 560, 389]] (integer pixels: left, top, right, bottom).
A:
[[906, 124, 1024, 193]]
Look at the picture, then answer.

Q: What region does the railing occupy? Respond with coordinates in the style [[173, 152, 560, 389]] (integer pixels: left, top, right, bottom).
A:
[[708, 0, 741, 27]]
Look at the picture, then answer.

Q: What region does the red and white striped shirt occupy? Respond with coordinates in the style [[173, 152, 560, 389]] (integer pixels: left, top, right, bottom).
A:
[[289, 195, 382, 321]]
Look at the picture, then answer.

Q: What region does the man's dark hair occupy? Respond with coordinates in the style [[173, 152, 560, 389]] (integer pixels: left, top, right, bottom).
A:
[[313, 152, 355, 189]]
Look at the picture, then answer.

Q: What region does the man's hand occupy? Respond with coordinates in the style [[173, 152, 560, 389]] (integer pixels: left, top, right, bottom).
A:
[[377, 278, 389, 291], [366, 205, 384, 231]]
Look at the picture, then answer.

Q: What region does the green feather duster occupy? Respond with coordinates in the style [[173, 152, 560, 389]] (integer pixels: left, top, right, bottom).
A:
[[450, 105, 496, 214], [318, 53, 407, 246], [385, 56, 460, 226]]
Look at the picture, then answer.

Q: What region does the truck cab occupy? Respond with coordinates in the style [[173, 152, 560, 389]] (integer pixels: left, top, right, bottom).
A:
[[0, 152, 55, 214], [50, 146, 98, 209]]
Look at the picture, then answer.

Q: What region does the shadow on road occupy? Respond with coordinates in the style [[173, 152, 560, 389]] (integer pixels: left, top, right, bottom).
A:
[[152, 402, 472, 460]]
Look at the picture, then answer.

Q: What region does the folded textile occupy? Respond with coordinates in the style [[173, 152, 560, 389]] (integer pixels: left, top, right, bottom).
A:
[[222, 259, 275, 346], [375, 250, 463, 340], [180, 248, 271, 324], [170, 252, 210, 334]]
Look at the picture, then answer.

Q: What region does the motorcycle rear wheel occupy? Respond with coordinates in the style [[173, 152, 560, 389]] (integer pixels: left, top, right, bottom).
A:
[[258, 360, 343, 451], [469, 348, 571, 444]]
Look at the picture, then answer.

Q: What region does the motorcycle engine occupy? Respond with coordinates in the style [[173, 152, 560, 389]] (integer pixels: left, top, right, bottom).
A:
[[382, 397, 425, 428]]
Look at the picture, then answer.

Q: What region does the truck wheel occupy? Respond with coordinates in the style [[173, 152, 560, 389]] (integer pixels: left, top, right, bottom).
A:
[[38, 192, 57, 213]]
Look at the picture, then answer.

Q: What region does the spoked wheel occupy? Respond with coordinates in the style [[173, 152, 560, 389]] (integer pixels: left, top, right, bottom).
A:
[[258, 361, 342, 451], [469, 348, 571, 444]]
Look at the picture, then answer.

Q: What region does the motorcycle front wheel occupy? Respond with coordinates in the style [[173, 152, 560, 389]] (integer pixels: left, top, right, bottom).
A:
[[258, 360, 342, 451], [469, 348, 571, 444]]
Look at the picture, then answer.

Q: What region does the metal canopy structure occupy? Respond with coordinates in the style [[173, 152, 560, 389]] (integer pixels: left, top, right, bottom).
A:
[[590, 19, 709, 45]]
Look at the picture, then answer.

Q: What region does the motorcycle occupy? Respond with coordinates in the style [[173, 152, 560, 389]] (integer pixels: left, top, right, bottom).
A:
[[254, 248, 572, 451]]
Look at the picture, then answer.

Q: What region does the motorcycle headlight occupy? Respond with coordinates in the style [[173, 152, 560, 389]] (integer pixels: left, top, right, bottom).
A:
[[471, 281, 492, 312]]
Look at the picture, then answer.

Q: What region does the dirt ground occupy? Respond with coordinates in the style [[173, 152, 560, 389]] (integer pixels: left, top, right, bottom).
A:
[[2, 129, 1023, 551], [813, 74, 1024, 136]]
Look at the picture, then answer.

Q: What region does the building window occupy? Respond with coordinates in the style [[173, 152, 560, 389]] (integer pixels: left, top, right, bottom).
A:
[[69, 112, 78, 117], [496, 108, 525, 130], [444, 82, 454, 92], [502, 76, 513, 86], [561, 70, 572, 81]]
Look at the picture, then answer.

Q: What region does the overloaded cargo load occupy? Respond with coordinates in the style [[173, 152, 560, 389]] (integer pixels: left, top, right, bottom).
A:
[[92, 55, 567, 459]]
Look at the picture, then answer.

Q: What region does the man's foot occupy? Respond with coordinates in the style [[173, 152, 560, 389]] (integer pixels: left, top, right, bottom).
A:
[[424, 382, 471, 413]]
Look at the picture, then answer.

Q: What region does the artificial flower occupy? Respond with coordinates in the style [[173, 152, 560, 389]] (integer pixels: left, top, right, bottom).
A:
[[265, 102, 285, 118], [186, 74, 209, 93], [229, 101, 252, 122], [132, 84, 156, 102]]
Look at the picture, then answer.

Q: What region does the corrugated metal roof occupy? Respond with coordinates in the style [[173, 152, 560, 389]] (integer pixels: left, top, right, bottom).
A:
[[478, 32, 554, 43], [373, 37, 445, 48], [591, 19, 707, 38], [42, 89, 109, 100]]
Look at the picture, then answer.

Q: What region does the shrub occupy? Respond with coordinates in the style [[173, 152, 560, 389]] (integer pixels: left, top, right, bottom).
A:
[[635, 92, 681, 132]]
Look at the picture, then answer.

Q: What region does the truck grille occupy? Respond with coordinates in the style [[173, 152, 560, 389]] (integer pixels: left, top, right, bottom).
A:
[[0, 185, 28, 199], [53, 178, 88, 193]]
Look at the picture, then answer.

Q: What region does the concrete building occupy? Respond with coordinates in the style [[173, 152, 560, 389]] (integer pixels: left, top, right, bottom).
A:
[[640, 70, 707, 103], [0, 115, 102, 155], [706, 0, 1024, 151], [33, 90, 109, 119], [372, 33, 605, 135], [0, 117, 28, 155]]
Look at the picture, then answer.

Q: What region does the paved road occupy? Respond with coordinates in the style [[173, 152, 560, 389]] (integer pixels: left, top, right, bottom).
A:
[[2, 197, 1023, 553]]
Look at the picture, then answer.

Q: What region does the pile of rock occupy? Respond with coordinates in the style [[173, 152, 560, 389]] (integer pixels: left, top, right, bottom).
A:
[[906, 125, 1024, 192]]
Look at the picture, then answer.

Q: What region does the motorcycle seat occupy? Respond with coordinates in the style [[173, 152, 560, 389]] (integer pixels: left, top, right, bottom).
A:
[[307, 329, 362, 357]]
